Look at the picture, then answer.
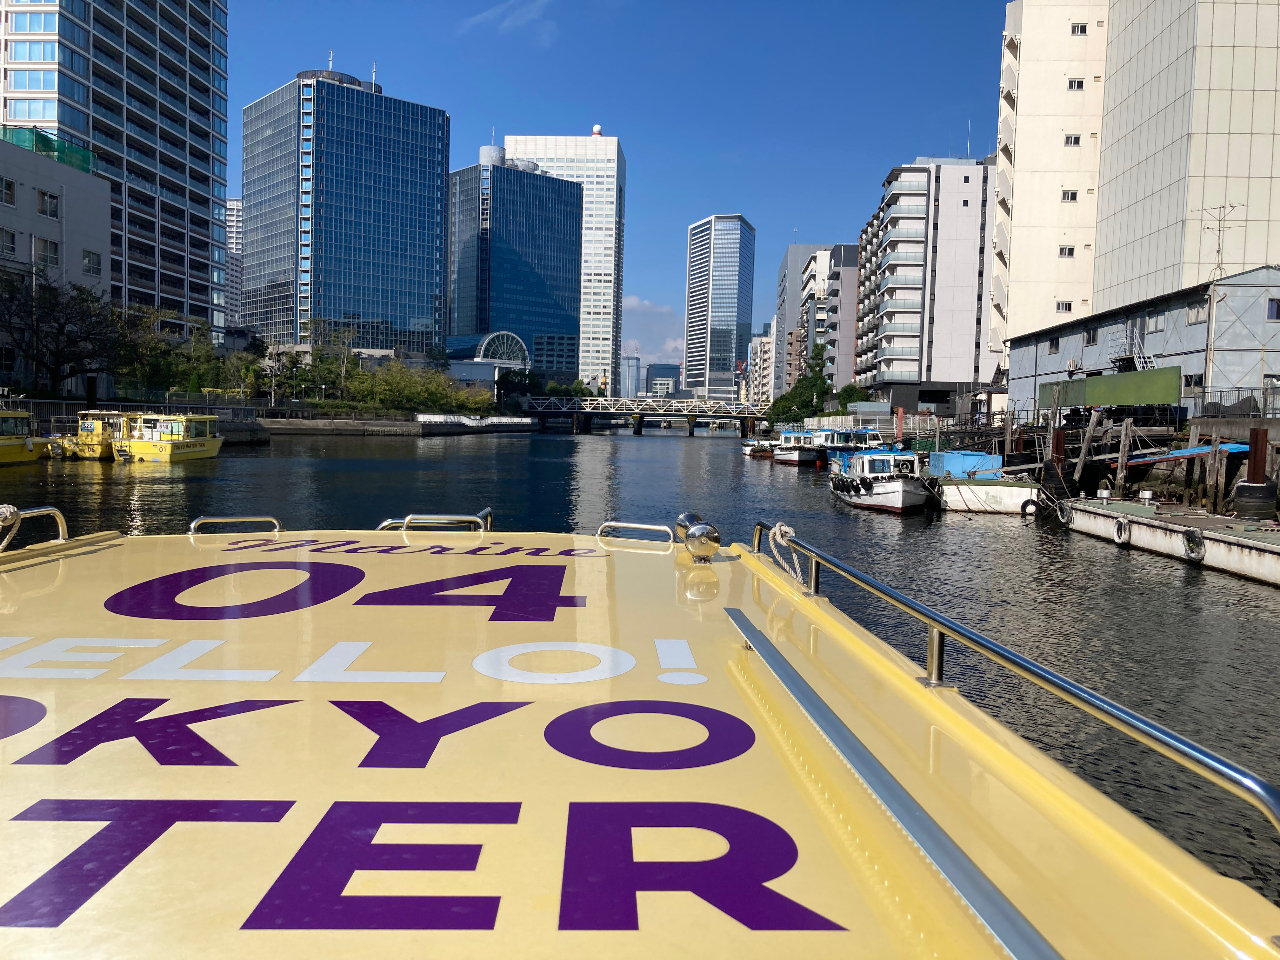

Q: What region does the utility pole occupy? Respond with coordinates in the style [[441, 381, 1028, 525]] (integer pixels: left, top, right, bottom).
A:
[[1195, 203, 1241, 281]]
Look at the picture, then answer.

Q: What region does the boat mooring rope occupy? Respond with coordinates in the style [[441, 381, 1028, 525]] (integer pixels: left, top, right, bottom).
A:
[[769, 522, 807, 584]]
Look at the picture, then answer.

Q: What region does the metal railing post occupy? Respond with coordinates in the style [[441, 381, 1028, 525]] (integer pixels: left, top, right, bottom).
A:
[[808, 556, 821, 596], [924, 626, 946, 686]]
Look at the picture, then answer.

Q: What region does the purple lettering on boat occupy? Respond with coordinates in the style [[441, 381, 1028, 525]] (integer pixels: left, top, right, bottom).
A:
[[543, 700, 754, 769], [103, 561, 365, 619], [0, 798, 294, 927], [331, 700, 531, 768], [0, 695, 46, 740], [558, 801, 844, 931], [355, 564, 585, 622], [14, 698, 295, 766], [242, 801, 520, 930]]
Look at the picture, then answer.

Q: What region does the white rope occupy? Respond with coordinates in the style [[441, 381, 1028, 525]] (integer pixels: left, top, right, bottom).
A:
[[0, 504, 18, 527], [768, 523, 806, 583]]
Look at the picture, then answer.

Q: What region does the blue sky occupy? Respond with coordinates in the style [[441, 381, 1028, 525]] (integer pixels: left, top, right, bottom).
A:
[[228, 0, 1005, 366]]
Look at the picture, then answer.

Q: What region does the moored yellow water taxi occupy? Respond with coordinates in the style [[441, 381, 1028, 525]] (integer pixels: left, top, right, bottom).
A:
[[112, 413, 224, 462], [68, 410, 126, 460], [0, 410, 51, 466], [0, 506, 1278, 958]]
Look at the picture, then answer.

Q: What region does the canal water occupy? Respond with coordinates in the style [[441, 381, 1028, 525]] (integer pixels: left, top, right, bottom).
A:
[[2, 430, 1279, 902]]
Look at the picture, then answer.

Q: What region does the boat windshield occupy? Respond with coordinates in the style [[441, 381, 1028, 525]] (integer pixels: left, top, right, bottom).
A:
[[868, 457, 893, 474], [0, 414, 28, 437]]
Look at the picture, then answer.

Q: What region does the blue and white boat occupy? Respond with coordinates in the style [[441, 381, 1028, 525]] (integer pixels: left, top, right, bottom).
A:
[[773, 429, 823, 465], [829, 447, 933, 513]]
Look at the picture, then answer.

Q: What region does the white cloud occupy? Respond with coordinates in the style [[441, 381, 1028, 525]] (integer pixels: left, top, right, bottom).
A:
[[622, 295, 685, 368], [457, 0, 557, 46]]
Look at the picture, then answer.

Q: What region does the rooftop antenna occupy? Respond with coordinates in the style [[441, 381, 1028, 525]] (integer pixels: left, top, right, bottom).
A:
[[328, 49, 333, 72], [967, 119, 971, 159], [372, 60, 377, 84], [491, 126, 495, 146]]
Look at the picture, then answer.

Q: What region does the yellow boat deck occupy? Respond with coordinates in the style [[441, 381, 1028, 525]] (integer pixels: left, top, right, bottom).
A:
[[0, 517, 1276, 959]]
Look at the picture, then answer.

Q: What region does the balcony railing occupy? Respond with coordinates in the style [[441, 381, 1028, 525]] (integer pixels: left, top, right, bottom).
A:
[[878, 272, 923, 293], [877, 322, 922, 336], [884, 204, 927, 220], [876, 298, 922, 316], [877, 251, 925, 271], [876, 346, 920, 360], [875, 369, 921, 383], [883, 179, 929, 201], [878, 226, 926, 248]]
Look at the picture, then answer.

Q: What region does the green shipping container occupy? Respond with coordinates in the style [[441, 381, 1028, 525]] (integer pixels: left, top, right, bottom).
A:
[[1037, 366, 1182, 408]]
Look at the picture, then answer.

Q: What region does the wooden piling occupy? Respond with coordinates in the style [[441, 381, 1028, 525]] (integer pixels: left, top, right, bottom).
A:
[[1182, 425, 1199, 505], [1115, 418, 1133, 497], [1206, 434, 1221, 511], [1003, 412, 1013, 459], [1073, 408, 1103, 488], [1248, 427, 1269, 484]]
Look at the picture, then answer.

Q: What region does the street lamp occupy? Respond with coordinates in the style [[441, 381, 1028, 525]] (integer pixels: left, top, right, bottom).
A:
[[320, 384, 326, 402]]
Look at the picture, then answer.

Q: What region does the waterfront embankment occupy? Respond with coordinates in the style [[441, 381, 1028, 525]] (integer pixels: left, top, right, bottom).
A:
[[260, 414, 536, 437]]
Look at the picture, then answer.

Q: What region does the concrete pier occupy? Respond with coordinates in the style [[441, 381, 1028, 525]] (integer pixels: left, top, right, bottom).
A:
[[1065, 499, 1280, 586]]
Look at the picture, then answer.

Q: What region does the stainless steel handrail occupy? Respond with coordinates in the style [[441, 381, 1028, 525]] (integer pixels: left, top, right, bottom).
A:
[[0, 506, 68, 553], [596, 521, 675, 543], [189, 516, 283, 534], [376, 507, 493, 532], [750, 519, 1280, 837]]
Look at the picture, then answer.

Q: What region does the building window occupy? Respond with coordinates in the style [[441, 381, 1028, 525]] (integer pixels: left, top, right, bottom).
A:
[[1068, 78, 1084, 90], [8, 69, 56, 91], [7, 98, 56, 120], [0, 177, 13, 207], [82, 249, 100, 276], [7, 41, 57, 62], [10, 12, 58, 32], [963, 175, 969, 183], [35, 237, 58, 267], [1269, 298, 1280, 321], [1048, 337, 1060, 354], [1084, 328, 1098, 346], [0, 228, 14, 259], [962, 199, 969, 207], [1071, 22, 1087, 35], [1062, 190, 1078, 202], [1060, 245, 1075, 257], [37, 190, 58, 219], [1064, 134, 1081, 146], [1146, 312, 1165, 333], [1056, 301, 1072, 313]]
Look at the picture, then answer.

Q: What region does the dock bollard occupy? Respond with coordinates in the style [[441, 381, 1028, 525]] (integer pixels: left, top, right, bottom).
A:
[[922, 626, 949, 687]]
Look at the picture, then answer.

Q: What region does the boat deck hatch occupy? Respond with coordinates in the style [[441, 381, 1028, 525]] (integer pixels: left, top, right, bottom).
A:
[[0, 528, 1275, 958]]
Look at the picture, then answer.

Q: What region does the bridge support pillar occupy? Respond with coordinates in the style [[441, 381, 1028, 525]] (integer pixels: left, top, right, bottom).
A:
[[632, 415, 643, 436], [572, 414, 583, 435], [743, 416, 755, 437], [686, 417, 697, 437]]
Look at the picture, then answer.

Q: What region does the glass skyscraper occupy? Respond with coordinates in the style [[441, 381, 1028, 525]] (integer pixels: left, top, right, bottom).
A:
[[241, 70, 449, 350], [448, 145, 582, 385], [504, 129, 625, 395], [684, 214, 755, 400], [0, 0, 230, 327]]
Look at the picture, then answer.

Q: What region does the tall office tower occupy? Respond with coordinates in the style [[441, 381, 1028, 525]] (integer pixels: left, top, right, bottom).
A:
[[6, 0, 233, 326], [823, 244, 858, 387], [505, 127, 625, 395], [619, 354, 640, 397], [1093, 0, 1280, 311], [242, 70, 449, 350], [853, 158, 1001, 412], [683, 214, 755, 400], [993, 0, 1108, 347], [776, 244, 827, 390], [224, 195, 241, 326], [448, 145, 582, 385]]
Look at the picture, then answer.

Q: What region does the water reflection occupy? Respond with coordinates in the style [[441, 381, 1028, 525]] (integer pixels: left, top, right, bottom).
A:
[[0, 430, 1279, 899]]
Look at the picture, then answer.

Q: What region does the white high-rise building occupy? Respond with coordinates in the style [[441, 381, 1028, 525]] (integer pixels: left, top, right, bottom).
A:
[[506, 127, 626, 395], [225, 196, 242, 328], [993, 0, 1108, 346], [684, 214, 755, 400], [749, 321, 776, 405]]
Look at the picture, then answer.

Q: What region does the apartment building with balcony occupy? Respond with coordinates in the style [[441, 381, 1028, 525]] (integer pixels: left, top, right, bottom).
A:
[[992, 0, 1107, 352], [748, 320, 775, 405], [776, 243, 826, 391], [2, 0, 233, 328], [796, 247, 830, 384], [853, 158, 1001, 413], [822, 243, 857, 387]]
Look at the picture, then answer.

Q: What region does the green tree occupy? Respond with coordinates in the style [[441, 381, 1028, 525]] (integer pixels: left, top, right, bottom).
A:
[[836, 382, 871, 411], [766, 344, 833, 424], [0, 274, 123, 395]]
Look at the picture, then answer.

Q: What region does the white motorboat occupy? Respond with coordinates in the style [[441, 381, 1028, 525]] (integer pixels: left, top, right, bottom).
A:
[[829, 448, 934, 513], [773, 429, 823, 465]]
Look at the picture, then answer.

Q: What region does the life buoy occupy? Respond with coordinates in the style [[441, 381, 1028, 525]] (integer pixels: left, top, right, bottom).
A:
[[1183, 529, 1206, 563], [1056, 501, 1073, 525], [1019, 499, 1038, 517], [1113, 518, 1131, 545]]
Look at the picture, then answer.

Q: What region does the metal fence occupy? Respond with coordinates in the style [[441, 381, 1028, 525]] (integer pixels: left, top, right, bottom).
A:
[[7, 399, 260, 425], [1187, 387, 1280, 419]]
